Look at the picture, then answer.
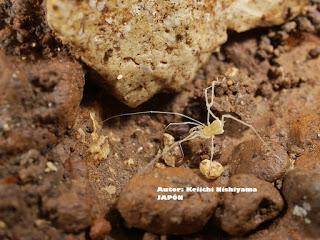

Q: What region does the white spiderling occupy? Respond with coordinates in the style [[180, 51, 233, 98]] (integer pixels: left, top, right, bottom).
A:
[[104, 78, 282, 178]]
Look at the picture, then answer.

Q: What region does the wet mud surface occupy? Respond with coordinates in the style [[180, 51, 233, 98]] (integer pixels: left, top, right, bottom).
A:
[[0, 0, 320, 239]]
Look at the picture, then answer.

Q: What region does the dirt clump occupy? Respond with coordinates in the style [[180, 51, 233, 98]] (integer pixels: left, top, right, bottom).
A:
[[89, 218, 112, 240], [216, 174, 284, 235], [0, 184, 26, 229], [0, 0, 62, 59], [42, 181, 94, 233], [295, 145, 320, 172], [288, 113, 320, 150], [231, 138, 289, 182], [117, 167, 219, 235], [0, 51, 84, 155]]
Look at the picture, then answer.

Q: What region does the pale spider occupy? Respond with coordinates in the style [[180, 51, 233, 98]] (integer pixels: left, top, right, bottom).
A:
[[104, 80, 280, 174]]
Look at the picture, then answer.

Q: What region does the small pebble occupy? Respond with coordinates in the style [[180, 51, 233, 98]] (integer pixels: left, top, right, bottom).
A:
[[105, 18, 113, 24], [225, 67, 239, 77], [103, 185, 117, 195], [298, 17, 316, 32], [227, 80, 234, 86], [109, 167, 116, 175], [2, 123, 10, 131], [309, 47, 320, 59], [124, 158, 135, 166], [163, 133, 175, 146], [45, 161, 58, 173], [292, 205, 306, 216], [161, 133, 182, 167], [199, 159, 224, 180], [155, 162, 166, 169], [282, 21, 297, 32], [0, 221, 6, 229], [273, 49, 280, 57], [34, 219, 50, 228]]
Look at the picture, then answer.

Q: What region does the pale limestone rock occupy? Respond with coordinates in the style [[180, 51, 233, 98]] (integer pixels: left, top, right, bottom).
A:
[[46, 0, 307, 107], [200, 159, 224, 180]]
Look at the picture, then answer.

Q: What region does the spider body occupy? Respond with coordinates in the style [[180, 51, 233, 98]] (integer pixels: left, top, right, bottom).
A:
[[201, 119, 224, 139]]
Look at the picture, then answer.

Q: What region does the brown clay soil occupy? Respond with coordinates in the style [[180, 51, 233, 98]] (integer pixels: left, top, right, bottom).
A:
[[1, 0, 320, 240]]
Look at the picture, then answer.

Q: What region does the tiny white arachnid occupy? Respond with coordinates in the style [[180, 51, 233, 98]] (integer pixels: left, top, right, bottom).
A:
[[103, 78, 282, 176]]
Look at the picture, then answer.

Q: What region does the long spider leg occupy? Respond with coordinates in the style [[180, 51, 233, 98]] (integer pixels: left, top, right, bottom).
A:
[[165, 122, 200, 130], [178, 142, 184, 159], [204, 82, 219, 124], [210, 81, 215, 106], [189, 125, 203, 133], [210, 136, 214, 162], [103, 110, 205, 126], [204, 84, 214, 124], [206, 105, 211, 126], [207, 108, 219, 122], [205, 86, 215, 124], [221, 114, 283, 162], [173, 131, 200, 149], [221, 114, 266, 145], [208, 80, 221, 120], [204, 85, 211, 109], [165, 131, 200, 156]]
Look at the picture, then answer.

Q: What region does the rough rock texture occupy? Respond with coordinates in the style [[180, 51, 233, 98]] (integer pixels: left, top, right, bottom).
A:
[[283, 168, 320, 237], [89, 218, 112, 240], [0, 51, 84, 155], [288, 113, 320, 149], [249, 146, 320, 240], [231, 139, 289, 182], [0, 47, 96, 235], [217, 174, 284, 235], [281, 145, 320, 237], [0, 0, 63, 58], [46, 0, 307, 107], [42, 181, 94, 233], [117, 167, 219, 235]]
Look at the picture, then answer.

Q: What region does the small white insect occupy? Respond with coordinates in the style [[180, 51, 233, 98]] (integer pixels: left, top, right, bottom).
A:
[[104, 79, 280, 176]]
